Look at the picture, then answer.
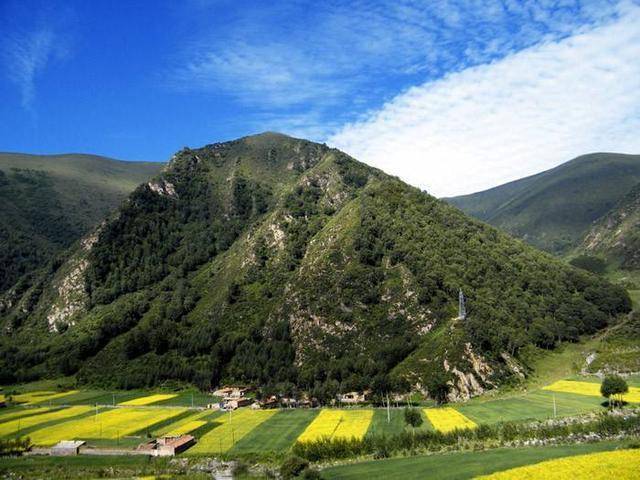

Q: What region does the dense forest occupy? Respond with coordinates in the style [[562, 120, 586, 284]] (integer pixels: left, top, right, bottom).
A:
[[0, 134, 630, 401]]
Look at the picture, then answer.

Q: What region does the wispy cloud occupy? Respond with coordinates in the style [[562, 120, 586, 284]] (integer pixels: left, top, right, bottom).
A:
[[1, 0, 72, 112], [3, 28, 60, 111], [329, 2, 640, 197], [171, 0, 624, 137]]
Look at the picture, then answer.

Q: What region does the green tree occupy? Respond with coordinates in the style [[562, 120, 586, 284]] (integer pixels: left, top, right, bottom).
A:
[[404, 407, 423, 429], [601, 374, 629, 407]]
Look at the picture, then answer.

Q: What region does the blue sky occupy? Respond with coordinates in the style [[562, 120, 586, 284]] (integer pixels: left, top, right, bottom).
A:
[[1, 0, 639, 195]]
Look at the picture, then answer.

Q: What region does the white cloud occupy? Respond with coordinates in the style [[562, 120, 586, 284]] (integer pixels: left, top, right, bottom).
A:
[[2, 26, 67, 112], [328, 3, 640, 197], [172, 0, 623, 139]]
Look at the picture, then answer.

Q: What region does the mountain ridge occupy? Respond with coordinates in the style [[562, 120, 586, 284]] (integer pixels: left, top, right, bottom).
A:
[[447, 152, 640, 254], [0, 152, 162, 294]]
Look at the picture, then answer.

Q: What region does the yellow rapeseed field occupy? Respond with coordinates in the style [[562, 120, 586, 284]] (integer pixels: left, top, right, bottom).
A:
[[0, 406, 91, 438], [424, 407, 477, 433], [165, 420, 207, 436], [297, 409, 373, 443], [12, 390, 79, 405], [0, 407, 51, 424], [158, 410, 210, 436], [475, 449, 640, 479], [543, 380, 640, 403], [189, 408, 277, 454], [27, 407, 186, 445], [118, 393, 178, 406]]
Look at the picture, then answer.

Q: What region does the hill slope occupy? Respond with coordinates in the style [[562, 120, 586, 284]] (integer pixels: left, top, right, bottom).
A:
[[579, 183, 640, 276], [0, 134, 630, 401], [447, 153, 640, 254], [0, 153, 162, 294]]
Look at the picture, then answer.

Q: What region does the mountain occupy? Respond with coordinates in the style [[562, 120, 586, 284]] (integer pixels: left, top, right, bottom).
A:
[[0, 153, 162, 294], [447, 153, 640, 254], [578, 183, 640, 278], [0, 134, 630, 401]]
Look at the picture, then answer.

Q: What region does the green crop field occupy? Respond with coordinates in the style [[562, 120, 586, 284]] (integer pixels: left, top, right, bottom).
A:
[[322, 441, 627, 480], [457, 390, 606, 424], [230, 409, 319, 454]]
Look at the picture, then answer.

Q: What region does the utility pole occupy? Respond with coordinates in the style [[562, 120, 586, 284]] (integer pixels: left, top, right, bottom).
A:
[[386, 392, 391, 423], [553, 394, 557, 418]]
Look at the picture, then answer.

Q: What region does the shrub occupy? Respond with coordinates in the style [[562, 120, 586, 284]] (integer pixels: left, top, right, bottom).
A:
[[280, 455, 309, 479]]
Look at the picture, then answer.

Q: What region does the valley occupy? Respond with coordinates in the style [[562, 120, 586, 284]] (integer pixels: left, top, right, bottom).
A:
[[1, 134, 638, 479]]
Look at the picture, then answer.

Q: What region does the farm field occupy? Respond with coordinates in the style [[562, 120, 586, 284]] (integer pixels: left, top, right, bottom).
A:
[[0, 406, 93, 438], [118, 393, 178, 406], [230, 409, 318, 454], [0, 376, 634, 456], [297, 409, 373, 443], [25, 407, 187, 446], [11, 390, 79, 405], [321, 441, 628, 480], [424, 407, 476, 433], [477, 448, 640, 479], [188, 408, 277, 455], [543, 380, 640, 403], [457, 390, 605, 424]]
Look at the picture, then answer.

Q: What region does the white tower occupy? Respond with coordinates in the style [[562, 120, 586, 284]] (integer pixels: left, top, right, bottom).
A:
[[458, 289, 466, 320]]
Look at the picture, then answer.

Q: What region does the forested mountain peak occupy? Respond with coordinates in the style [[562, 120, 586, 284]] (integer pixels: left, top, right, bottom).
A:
[[0, 136, 630, 402]]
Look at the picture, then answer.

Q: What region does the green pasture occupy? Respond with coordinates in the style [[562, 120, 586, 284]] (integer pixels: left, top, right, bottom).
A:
[[457, 390, 605, 424], [322, 441, 627, 480]]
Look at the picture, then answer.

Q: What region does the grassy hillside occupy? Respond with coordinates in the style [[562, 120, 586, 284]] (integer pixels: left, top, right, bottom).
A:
[[448, 153, 640, 254], [0, 153, 162, 294], [574, 183, 640, 284], [0, 134, 630, 401]]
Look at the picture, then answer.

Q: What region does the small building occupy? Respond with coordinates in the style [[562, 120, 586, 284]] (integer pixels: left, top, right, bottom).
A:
[[223, 398, 252, 410], [51, 440, 85, 456], [213, 386, 252, 398], [137, 435, 195, 457], [338, 391, 371, 404]]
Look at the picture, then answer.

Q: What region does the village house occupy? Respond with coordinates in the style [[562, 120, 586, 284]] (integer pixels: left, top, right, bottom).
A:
[[223, 397, 252, 410], [337, 391, 371, 404], [136, 435, 195, 456], [51, 440, 85, 456], [213, 386, 252, 398]]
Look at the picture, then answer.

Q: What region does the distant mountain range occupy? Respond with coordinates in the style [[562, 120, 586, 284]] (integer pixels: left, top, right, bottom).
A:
[[447, 153, 640, 255], [0, 153, 162, 294], [0, 134, 628, 401]]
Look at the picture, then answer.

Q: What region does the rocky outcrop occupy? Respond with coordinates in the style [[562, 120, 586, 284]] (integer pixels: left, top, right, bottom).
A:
[[46, 231, 99, 332]]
